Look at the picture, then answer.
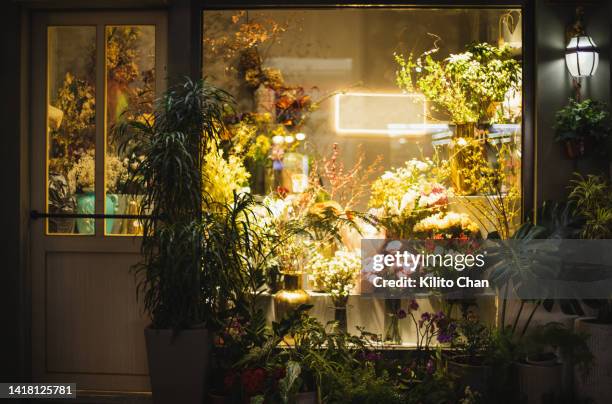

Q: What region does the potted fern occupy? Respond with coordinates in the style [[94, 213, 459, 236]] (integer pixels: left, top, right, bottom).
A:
[[115, 78, 236, 404]]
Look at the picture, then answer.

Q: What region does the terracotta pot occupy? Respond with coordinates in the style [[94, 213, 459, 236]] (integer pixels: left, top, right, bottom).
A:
[[145, 328, 211, 404], [516, 360, 563, 404], [574, 317, 612, 404], [564, 138, 592, 159]]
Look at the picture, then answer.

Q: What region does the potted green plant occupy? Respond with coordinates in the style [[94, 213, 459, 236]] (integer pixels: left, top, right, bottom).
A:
[[516, 322, 592, 404], [567, 173, 612, 403], [115, 78, 236, 404], [554, 98, 612, 159], [395, 42, 521, 194], [447, 312, 496, 397]]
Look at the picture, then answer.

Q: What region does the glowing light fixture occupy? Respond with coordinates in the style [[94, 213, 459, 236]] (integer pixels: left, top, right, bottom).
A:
[[565, 7, 599, 78], [566, 35, 599, 77]]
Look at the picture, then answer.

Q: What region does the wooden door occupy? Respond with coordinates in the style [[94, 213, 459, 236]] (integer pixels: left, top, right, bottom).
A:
[[30, 11, 166, 392]]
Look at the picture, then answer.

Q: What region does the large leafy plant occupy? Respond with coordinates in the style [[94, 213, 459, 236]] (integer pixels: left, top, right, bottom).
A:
[[396, 42, 521, 124], [116, 78, 243, 330], [568, 173, 612, 239]]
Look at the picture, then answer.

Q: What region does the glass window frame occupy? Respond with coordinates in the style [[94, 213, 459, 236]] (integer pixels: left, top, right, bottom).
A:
[[38, 12, 167, 238]]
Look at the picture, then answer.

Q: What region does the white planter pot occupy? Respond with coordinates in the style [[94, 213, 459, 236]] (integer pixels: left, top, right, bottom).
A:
[[516, 361, 562, 404], [145, 328, 211, 404], [574, 317, 612, 404]]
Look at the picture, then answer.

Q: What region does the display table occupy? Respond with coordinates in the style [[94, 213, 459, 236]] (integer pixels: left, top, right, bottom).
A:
[[257, 292, 497, 346]]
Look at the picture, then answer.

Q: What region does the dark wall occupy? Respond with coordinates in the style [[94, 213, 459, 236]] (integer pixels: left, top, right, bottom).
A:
[[535, 1, 612, 203], [0, 2, 29, 383]]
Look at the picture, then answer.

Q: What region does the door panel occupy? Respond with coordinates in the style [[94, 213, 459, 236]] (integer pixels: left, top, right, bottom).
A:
[[31, 11, 166, 392], [45, 252, 146, 375]]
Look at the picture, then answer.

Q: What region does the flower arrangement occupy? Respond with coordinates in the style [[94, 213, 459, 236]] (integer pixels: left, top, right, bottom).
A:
[[368, 157, 450, 238], [311, 143, 383, 211], [413, 212, 480, 239], [49, 73, 96, 178], [308, 250, 361, 305], [66, 151, 127, 194], [202, 141, 251, 205], [395, 42, 521, 124]]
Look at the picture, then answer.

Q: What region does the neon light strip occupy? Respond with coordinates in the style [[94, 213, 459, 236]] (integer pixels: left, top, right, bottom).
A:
[[334, 92, 431, 136]]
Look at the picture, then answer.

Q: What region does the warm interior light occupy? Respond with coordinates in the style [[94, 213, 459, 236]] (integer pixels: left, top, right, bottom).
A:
[[565, 35, 599, 77]]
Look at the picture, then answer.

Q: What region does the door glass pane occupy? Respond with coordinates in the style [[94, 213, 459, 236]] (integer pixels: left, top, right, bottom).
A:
[[105, 25, 155, 235], [47, 26, 96, 235]]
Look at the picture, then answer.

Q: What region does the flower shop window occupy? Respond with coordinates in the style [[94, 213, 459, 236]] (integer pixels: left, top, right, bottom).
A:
[[46, 24, 157, 235], [202, 8, 524, 302]]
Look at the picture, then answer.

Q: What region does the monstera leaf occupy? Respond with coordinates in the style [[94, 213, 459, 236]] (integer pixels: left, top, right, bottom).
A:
[[485, 223, 561, 299]]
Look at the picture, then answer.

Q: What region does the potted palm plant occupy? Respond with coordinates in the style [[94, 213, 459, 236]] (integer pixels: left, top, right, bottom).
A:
[[115, 78, 236, 404]]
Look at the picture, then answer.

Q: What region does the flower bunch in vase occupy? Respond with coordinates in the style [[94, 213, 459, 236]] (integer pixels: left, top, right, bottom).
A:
[[368, 158, 450, 239], [307, 250, 361, 333]]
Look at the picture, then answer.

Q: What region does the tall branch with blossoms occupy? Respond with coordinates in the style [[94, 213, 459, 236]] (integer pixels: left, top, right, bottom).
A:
[[312, 143, 382, 210]]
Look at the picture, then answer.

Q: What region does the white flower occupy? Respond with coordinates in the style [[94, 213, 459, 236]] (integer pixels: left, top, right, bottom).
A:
[[381, 171, 395, 180], [400, 189, 418, 213]]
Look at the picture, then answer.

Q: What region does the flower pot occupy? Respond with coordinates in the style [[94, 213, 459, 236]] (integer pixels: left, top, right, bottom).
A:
[[49, 217, 75, 234], [525, 351, 558, 366], [516, 360, 563, 404], [274, 273, 310, 322], [112, 194, 142, 234], [75, 192, 118, 234], [574, 317, 612, 404], [145, 328, 211, 404], [564, 138, 591, 159], [447, 356, 492, 396]]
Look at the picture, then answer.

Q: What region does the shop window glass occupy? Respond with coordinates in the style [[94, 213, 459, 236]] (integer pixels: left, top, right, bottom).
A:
[[202, 8, 523, 295]]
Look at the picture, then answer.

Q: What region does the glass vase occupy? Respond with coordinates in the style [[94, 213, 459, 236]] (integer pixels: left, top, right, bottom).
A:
[[332, 296, 349, 334], [384, 298, 402, 345]]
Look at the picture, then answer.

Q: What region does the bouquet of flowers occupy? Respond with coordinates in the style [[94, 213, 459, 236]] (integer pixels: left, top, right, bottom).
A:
[[308, 250, 361, 306], [368, 158, 450, 239], [413, 212, 480, 239]]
